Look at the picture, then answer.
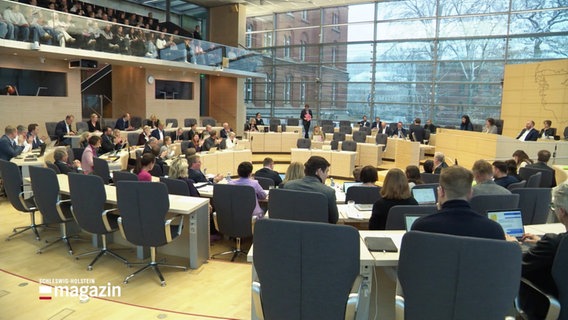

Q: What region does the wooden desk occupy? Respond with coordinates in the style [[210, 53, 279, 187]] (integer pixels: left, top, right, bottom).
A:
[[56, 174, 210, 269], [290, 149, 356, 178], [524, 223, 565, 235], [198, 149, 252, 175], [246, 131, 302, 152], [554, 165, 568, 184]]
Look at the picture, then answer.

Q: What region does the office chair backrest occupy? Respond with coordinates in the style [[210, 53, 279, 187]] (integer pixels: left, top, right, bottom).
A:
[[269, 119, 281, 126], [76, 122, 88, 132], [511, 188, 552, 225], [269, 124, 279, 132], [165, 118, 178, 127], [287, 118, 299, 126], [339, 125, 352, 134], [184, 118, 197, 127], [116, 181, 170, 247], [399, 231, 521, 320], [126, 132, 138, 147], [525, 172, 542, 188], [322, 124, 335, 134], [469, 194, 520, 215], [564, 126, 568, 139], [507, 180, 526, 190], [375, 133, 388, 149], [45, 122, 58, 141], [320, 119, 334, 127], [0, 160, 30, 213], [103, 119, 116, 129], [160, 177, 190, 196], [330, 140, 339, 151], [130, 116, 142, 129], [359, 126, 371, 135], [553, 236, 568, 320], [212, 184, 255, 239], [412, 183, 439, 202], [352, 131, 366, 143], [45, 161, 61, 174], [332, 132, 346, 141], [345, 185, 381, 204], [254, 176, 274, 190], [520, 167, 553, 188], [68, 173, 109, 235], [385, 205, 437, 230], [113, 170, 138, 183], [420, 172, 440, 184], [268, 189, 328, 223], [296, 138, 311, 149], [201, 118, 216, 127], [339, 120, 351, 127], [93, 158, 112, 184], [495, 119, 504, 135], [341, 140, 357, 152], [253, 219, 360, 320], [29, 166, 62, 223]]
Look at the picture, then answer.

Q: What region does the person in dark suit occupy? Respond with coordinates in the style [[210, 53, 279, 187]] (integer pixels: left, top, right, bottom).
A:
[[539, 119, 555, 139], [412, 165, 505, 240], [517, 184, 568, 319], [424, 119, 437, 134], [187, 155, 223, 183], [87, 113, 102, 132], [392, 122, 408, 139], [358, 115, 371, 128], [378, 122, 392, 136], [409, 118, 426, 143], [114, 113, 134, 131], [202, 130, 221, 151], [516, 120, 539, 141], [371, 117, 382, 130], [254, 157, 282, 186], [99, 126, 119, 154], [255, 113, 264, 126], [26, 123, 45, 149], [53, 148, 81, 175], [300, 104, 313, 139], [526, 149, 557, 187], [55, 115, 76, 146], [171, 127, 186, 141], [433, 152, 449, 174], [220, 122, 233, 139], [0, 126, 24, 161], [150, 122, 166, 141]]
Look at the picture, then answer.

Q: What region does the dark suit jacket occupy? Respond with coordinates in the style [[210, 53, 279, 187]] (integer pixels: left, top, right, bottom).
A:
[[409, 124, 426, 142], [539, 128, 555, 138], [392, 127, 408, 138], [146, 119, 160, 128], [527, 162, 557, 187], [359, 120, 370, 128], [100, 134, 116, 154], [412, 199, 505, 240], [55, 120, 72, 142], [188, 168, 208, 183], [300, 109, 313, 124], [369, 197, 418, 230], [516, 128, 539, 141], [137, 133, 149, 146], [424, 123, 437, 134], [378, 126, 392, 136], [87, 121, 102, 132], [202, 137, 218, 151], [220, 128, 232, 139], [0, 135, 24, 161], [433, 162, 449, 174], [256, 118, 264, 126], [171, 131, 187, 141], [254, 167, 282, 186], [27, 133, 43, 149], [115, 118, 129, 130], [371, 121, 382, 129], [150, 128, 166, 140]]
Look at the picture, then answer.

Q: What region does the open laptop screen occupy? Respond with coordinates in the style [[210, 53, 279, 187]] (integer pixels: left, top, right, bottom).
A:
[[279, 173, 286, 181], [404, 215, 423, 231], [412, 188, 436, 205], [343, 182, 362, 193], [487, 209, 524, 239]]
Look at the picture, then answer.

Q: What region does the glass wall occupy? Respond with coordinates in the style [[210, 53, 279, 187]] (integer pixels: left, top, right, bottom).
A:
[[245, 0, 568, 128]]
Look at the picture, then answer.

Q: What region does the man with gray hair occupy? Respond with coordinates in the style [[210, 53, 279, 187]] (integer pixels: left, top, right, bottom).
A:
[[0, 125, 24, 161], [433, 152, 448, 174], [518, 183, 568, 318]]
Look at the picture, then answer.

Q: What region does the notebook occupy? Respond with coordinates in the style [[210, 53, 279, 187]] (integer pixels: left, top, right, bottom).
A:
[[404, 214, 423, 231], [343, 182, 362, 193], [487, 209, 524, 240], [364, 237, 398, 252], [354, 204, 373, 211], [412, 188, 436, 205]]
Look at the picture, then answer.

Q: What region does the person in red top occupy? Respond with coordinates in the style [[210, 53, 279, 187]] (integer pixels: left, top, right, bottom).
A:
[[300, 104, 313, 139], [135, 153, 155, 181]]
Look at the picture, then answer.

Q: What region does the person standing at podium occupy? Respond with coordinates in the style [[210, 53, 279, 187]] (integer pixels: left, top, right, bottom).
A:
[[300, 104, 313, 139]]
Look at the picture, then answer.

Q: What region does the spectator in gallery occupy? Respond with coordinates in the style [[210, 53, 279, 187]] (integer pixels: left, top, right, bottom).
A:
[[245, 117, 258, 132], [460, 115, 474, 131], [300, 104, 313, 139], [359, 115, 370, 128], [87, 113, 102, 132], [193, 24, 202, 40]]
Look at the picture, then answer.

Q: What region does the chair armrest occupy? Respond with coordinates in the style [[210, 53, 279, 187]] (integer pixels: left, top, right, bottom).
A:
[[515, 278, 560, 320], [56, 199, 73, 221], [212, 211, 219, 232], [165, 214, 184, 242], [18, 191, 36, 211], [251, 281, 264, 320], [345, 275, 365, 320], [117, 217, 126, 240], [102, 208, 120, 232]]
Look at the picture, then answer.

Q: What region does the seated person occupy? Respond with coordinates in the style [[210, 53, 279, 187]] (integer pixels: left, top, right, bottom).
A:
[[539, 119, 554, 139], [160, 136, 175, 159], [360, 165, 378, 186], [55, 115, 76, 146], [359, 115, 370, 128], [53, 148, 81, 174], [188, 133, 204, 153], [134, 153, 155, 181], [471, 160, 511, 197], [229, 161, 268, 219], [371, 117, 381, 130], [187, 155, 223, 183], [146, 114, 160, 129], [254, 157, 282, 186], [312, 125, 325, 142], [244, 117, 258, 132], [406, 165, 423, 189], [282, 156, 338, 224], [171, 127, 186, 141], [459, 115, 474, 131], [87, 113, 102, 132], [392, 122, 407, 139], [0, 125, 24, 161], [81, 135, 101, 175], [482, 117, 498, 134], [516, 120, 539, 141], [99, 126, 120, 154], [255, 112, 264, 126], [412, 165, 505, 239], [378, 122, 392, 136], [526, 150, 557, 187], [202, 130, 221, 151], [433, 152, 448, 174], [517, 184, 568, 319], [115, 113, 134, 131], [167, 157, 200, 196], [424, 119, 437, 134], [220, 122, 233, 139], [492, 161, 518, 188], [423, 159, 434, 174], [281, 162, 304, 186], [225, 132, 238, 149], [137, 125, 152, 146]]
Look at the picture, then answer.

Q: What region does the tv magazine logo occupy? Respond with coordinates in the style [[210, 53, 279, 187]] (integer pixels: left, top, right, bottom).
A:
[[38, 278, 121, 301]]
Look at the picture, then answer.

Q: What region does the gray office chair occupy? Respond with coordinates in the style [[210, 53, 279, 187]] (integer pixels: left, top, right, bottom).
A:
[[0, 160, 43, 241], [341, 140, 357, 152], [268, 189, 328, 223], [564, 126, 568, 139], [332, 132, 346, 141], [352, 130, 367, 143], [320, 119, 334, 127], [93, 157, 112, 184], [116, 181, 186, 286], [424, 129, 431, 144], [76, 122, 88, 132], [165, 118, 178, 127], [507, 180, 526, 190], [517, 236, 568, 320], [103, 119, 116, 129], [202, 118, 216, 127], [339, 120, 352, 127], [29, 166, 77, 254], [130, 116, 142, 129], [385, 205, 437, 230], [160, 177, 190, 196], [255, 176, 274, 190], [45, 160, 61, 174], [112, 170, 138, 183], [287, 118, 299, 126], [269, 124, 279, 132], [296, 138, 311, 149], [512, 188, 552, 225], [399, 231, 521, 320], [125, 132, 138, 147], [330, 140, 339, 150], [184, 118, 197, 127], [45, 122, 58, 142], [212, 184, 256, 261], [495, 119, 504, 135], [520, 167, 554, 188], [469, 194, 520, 215], [322, 124, 335, 134], [359, 126, 371, 135], [420, 172, 440, 184], [526, 172, 542, 188], [339, 125, 352, 134], [68, 173, 128, 270], [345, 185, 381, 204], [375, 133, 388, 150], [252, 219, 362, 320], [72, 148, 84, 162]]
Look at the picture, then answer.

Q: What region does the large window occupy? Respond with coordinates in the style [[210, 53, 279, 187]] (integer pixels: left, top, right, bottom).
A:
[[245, 0, 568, 125]]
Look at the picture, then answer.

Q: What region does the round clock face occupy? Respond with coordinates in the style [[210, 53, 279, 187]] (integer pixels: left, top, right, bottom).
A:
[[147, 75, 155, 84]]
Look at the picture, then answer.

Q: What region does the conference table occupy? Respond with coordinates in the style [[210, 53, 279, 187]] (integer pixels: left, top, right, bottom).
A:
[[55, 174, 211, 269]]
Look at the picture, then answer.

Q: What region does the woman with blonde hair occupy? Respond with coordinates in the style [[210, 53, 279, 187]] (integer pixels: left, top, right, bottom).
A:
[[160, 136, 175, 159], [87, 113, 102, 132], [146, 114, 160, 129], [369, 168, 418, 230], [282, 161, 304, 186], [168, 157, 200, 196], [78, 131, 91, 148], [312, 125, 325, 142]]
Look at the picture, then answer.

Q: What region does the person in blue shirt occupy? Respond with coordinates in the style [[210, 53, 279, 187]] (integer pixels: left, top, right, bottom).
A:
[[492, 161, 519, 188]]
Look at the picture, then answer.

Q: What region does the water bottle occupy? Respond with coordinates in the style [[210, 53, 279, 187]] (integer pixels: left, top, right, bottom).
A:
[[226, 172, 231, 182], [330, 177, 335, 188]]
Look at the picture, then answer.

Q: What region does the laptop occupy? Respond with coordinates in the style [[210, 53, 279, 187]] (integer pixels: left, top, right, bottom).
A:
[[404, 214, 424, 231], [364, 237, 398, 252], [487, 209, 524, 240], [279, 173, 286, 181], [38, 143, 47, 157], [165, 122, 174, 129], [343, 182, 362, 193], [412, 188, 436, 205]]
